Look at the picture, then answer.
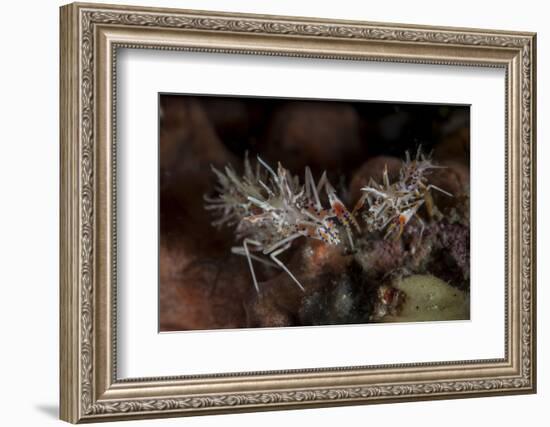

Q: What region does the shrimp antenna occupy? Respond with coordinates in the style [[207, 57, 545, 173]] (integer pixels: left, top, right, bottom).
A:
[[256, 156, 280, 188]]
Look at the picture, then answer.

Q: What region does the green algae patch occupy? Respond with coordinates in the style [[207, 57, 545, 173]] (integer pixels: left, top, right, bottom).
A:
[[382, 274, 469, 323]]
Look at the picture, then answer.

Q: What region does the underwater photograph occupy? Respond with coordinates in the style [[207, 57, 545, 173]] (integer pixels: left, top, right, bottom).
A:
[[159, 94, 470, 331]]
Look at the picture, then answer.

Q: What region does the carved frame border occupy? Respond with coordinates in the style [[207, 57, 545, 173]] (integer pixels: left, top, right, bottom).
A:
[[60, 2, 536, 423]]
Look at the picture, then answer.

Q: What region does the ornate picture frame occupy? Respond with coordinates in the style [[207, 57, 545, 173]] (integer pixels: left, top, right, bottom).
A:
[[60, 2, 536, 423]]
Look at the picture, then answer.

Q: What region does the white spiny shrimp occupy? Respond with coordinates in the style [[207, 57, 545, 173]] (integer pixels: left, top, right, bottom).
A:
[[353, 146, 452, 239], [205, 154, 358, 293]]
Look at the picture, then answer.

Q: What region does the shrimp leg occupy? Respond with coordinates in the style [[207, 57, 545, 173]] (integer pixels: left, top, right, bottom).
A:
[[231, 247, 279, 269], [262, 232, 302, 255], [240, 238, 263, 293], [269, 243, 305, 292]]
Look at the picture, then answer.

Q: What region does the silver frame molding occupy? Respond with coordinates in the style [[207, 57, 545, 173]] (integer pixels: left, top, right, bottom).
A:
[[60, 2, 536, 423]]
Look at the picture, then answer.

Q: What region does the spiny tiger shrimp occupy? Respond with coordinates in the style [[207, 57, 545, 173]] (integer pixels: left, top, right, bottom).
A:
[[204, 154, 359, 293], [353, 146, 453, 239]]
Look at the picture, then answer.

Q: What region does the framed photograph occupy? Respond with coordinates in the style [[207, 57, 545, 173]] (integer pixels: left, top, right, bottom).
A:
[[60, 2, 537, 423]]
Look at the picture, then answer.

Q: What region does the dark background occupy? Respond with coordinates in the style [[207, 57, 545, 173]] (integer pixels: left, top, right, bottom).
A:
[[159, 94, 470, 331]]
